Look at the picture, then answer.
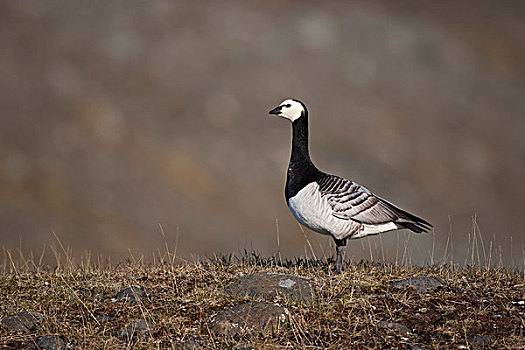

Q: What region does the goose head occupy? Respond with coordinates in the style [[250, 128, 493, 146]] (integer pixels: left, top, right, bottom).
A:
[[269, 99, 307, 122]]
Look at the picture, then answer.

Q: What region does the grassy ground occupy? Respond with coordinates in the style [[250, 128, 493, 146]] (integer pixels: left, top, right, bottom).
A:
[[1, 253, 524, 349]]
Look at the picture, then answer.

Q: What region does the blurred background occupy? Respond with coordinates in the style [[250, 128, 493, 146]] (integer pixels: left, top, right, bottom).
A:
[[1, 1, 524, 267]]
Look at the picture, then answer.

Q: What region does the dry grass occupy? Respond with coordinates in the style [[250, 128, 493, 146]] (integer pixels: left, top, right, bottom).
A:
[[1, 250, 524, 349]]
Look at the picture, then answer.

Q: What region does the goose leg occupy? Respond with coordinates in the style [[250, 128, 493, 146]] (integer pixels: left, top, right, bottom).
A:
[[334, 238, 347, 273]]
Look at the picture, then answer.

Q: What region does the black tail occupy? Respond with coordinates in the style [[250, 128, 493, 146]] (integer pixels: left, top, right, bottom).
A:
[[396, 209, 432, 233], [397, 219, 432, 233], [379, 198, 432, 233]]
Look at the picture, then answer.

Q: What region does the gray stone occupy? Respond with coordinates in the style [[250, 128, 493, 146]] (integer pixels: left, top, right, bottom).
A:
[[1, 311, 45, 334], [469, 336, 489, 345], [114, 286, 145, 303], [406, 344, 429, 350], [378, 320, 411, 335], [211, 301, 288, 336], [95, 315, 113, 323], [35, 335, 66, 350], [226, 272, 313, 301], [278, 279, 296, 288], [119, 319, 154, 341], [390, 276, 444, 293], [75, 287, 92, 298], [182, 339, 202, 350]]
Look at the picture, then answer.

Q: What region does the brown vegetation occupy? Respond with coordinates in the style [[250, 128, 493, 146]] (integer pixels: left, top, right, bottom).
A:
[[1, 252, 524, 349], [1, 1, 525, 266]]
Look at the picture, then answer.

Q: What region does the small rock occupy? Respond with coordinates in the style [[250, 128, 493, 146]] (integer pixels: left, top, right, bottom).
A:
[[95, 316, 113, 323], [469, 336, 489, 345], [1, 311, 45, 334], [378, 320, 411, 335], [75, 288, 92, 298], [390, 276, 444, 293], [35, 335, 66, 350], [114, 286, 145, 303], [226, 272, 313, 301], [406, 344, 429, 350], [182, 339, 202, 350], [278, 279, 296, 288], [119, 319, 153, 341], [211, 301, 288, 336]]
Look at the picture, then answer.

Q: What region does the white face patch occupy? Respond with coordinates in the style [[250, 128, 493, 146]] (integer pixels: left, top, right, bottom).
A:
[[273, 99, 305, 122]]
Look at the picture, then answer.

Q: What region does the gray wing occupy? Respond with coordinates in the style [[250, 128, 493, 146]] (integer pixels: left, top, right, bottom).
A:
[[316, 175, 431, 233]]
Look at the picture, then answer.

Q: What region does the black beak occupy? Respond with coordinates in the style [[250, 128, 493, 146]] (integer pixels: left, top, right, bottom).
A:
[[269, 107, 281, 115]]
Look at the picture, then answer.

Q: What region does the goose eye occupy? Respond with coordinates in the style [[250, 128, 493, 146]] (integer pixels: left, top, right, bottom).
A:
[[285, 104, 291, 108]]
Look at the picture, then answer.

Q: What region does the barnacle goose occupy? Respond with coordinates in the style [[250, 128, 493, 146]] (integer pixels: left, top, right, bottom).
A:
[[269, 99, 432, 273]]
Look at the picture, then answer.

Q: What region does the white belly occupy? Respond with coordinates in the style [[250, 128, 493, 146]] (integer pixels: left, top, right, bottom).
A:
[[287, 182, 356, 238], [287, 182, 399, 240]]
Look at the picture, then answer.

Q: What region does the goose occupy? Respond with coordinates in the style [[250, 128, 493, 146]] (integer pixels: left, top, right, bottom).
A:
[[269, 99, 431, 273]]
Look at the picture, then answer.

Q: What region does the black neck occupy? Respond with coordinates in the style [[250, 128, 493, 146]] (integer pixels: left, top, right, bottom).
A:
[[285, 113, 321, 200], [290, 115, 312, 166]]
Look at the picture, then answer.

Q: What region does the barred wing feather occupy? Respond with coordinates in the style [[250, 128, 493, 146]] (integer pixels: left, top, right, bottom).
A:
[[316, 175, 431, 233]]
